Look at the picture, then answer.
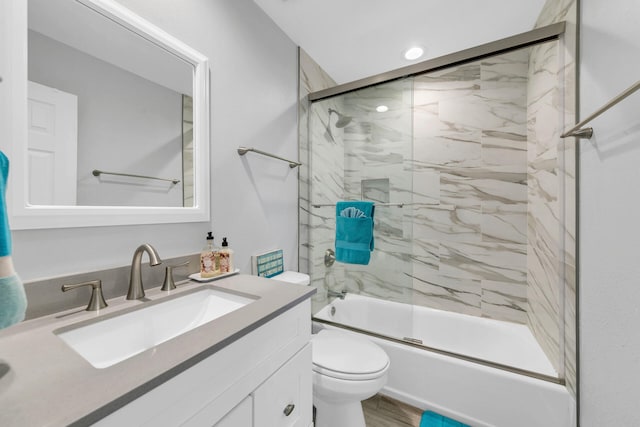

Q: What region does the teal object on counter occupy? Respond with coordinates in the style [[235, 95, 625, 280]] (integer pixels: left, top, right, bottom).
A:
[[420, 410, 470, 427], [0, 274, 27, 328], [0, 151, 11, 257], [335, 201, 375, 265]]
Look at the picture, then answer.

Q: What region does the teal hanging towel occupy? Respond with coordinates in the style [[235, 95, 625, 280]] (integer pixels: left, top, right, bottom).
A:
[[0, 150, 27, 329], [335, 201, 375, 265], [420, 410, 470, 427]]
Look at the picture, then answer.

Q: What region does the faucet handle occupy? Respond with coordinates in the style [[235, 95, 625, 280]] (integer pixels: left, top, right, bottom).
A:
[[62, 279, 108, 311], [161, 261, 190, 291]]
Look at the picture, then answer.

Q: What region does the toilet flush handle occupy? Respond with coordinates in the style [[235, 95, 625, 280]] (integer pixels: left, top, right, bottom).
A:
[[283, 403, 295, 416]]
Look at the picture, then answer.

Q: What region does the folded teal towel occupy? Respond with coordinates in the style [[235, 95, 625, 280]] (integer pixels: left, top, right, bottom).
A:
[[0, 274, 27, 329], [0, 151, 11, 257], [335, 201, 375, 265], [420, 411, 470, 427]]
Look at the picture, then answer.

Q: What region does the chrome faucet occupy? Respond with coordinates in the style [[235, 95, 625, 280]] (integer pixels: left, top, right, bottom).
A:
[[126, 243, 162, 300], [327, 289, 347, 300]]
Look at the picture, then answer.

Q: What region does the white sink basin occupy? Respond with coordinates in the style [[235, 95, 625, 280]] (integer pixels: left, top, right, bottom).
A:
[[56, 287, 256, 368]]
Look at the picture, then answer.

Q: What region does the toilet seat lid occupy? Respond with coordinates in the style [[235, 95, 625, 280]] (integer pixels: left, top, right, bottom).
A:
[[311, 330, 389, 380]]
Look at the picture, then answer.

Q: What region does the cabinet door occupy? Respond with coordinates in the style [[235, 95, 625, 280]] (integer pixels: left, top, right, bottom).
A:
[[214, 396, 252, 427], [253, 344, 312, 427]]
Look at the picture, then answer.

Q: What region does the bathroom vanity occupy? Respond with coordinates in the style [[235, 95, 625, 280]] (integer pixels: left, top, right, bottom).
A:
[[0, 275, 315, 426]]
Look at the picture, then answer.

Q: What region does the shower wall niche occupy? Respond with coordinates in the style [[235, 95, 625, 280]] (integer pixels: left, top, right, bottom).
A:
[[300, 34, 575, 386]]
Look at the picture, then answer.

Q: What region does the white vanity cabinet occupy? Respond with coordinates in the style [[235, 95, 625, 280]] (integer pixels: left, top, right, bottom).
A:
[[252, 344, 312, 427], [214, 344, 312, 427], [94, 299, 312, 427]]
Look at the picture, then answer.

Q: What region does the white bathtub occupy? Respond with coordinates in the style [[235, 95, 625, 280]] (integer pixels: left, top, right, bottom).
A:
[[314, 294, 576, 427]]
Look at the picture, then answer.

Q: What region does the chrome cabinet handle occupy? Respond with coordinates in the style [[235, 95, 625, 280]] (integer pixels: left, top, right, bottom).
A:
[[283, 403, 295, 416], [61, 279, 108, 311]]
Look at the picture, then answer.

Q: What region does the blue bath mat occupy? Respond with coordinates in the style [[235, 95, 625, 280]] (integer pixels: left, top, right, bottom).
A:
[[420, 410, 470, 427]]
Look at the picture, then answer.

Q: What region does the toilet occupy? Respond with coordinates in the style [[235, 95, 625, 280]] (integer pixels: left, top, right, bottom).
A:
[[311, 329, 389, 427], [260, 253, 390, 427]]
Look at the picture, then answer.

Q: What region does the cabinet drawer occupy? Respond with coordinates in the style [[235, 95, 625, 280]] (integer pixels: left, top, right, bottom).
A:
[[253, 344, 312, 427]]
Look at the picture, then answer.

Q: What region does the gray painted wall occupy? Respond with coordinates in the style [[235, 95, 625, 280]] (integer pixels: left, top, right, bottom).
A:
[[579, 0, 640, 424], [13, 0, 299, 282]]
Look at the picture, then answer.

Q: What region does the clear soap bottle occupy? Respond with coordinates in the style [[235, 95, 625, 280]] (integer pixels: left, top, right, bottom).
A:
[[200, 232, 220, 278], [219, 237, 234, 274]]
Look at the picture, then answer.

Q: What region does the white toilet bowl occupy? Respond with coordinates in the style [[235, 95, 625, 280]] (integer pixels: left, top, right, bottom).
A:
[[259, 264, 390, 427], [311, 329, 390, 427]]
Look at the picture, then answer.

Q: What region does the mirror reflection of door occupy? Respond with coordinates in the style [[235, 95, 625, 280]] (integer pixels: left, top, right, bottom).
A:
[[27, 81, 78, 205]]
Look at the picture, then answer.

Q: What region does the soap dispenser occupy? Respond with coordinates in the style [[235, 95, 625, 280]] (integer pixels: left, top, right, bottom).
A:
[[219, 237, 234, 274], [200, 232, 220, 278]]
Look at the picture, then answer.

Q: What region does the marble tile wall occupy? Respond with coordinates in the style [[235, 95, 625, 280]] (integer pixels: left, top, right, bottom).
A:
[[410, 51, 530, 324], [533, 0, 577, 398], [526, 39, 563, 382], [298, 48, 346, 314]]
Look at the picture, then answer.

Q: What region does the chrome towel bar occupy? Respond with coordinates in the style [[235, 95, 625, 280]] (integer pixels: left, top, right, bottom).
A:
[[237, 147, 302, 168], [311, 202, 438, 208], [92, 169, 180, 184], [561, 80, 640, 139]]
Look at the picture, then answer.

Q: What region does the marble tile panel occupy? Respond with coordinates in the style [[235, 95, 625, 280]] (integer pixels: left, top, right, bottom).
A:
[[481, 129, 527, 169], [526, 279, 561, 368], [438, 170, 484, 209], [411, 266, 482, 317], [481, 200, 527, 245], [413, 81, 479, 109], [439, 93, 520, 132], [481, 279, 528, 324], [411, 237, 439, 272], [299, 48, 337, 94], [412, 204, 482, 243], [439, 241, 527, 285], [413, 134, 482, 169], [412, 169, 440, 206], [480, 49, 529, 86], [346, 266, 413, 304]]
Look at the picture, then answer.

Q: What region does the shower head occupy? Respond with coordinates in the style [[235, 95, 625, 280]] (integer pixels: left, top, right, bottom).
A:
[[328, 108, 353, 128]]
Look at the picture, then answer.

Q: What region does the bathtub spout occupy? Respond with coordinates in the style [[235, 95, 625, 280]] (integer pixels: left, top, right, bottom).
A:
[[327, 289, 347, 300]]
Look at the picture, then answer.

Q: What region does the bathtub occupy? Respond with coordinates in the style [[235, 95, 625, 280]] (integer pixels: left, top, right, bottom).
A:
[[313, 293, 576, 427]]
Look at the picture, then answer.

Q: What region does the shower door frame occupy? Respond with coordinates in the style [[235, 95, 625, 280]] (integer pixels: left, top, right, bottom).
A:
[[309, 22, 565, 102]]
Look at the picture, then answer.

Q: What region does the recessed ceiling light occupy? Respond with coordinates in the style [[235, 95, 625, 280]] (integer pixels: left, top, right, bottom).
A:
[[404, 46, 424, 61], [376, 105, 389, 113]]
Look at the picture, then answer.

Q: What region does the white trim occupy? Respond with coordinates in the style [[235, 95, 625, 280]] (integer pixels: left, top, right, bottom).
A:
[[2, 0, 210, 229]]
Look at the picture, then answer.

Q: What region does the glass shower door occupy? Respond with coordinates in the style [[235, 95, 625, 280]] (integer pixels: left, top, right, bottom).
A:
[[306, 78, 416, 342]]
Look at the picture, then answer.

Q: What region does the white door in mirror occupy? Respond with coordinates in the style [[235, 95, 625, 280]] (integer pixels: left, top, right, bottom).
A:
[[27, 81, 77, 205]]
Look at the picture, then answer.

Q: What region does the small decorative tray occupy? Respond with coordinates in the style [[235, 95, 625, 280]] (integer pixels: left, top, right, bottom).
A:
[[188, 269, 240, 282]]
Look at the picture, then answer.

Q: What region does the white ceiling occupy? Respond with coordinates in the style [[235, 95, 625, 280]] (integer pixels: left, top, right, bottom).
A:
[[253, 0, 547, 85]]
